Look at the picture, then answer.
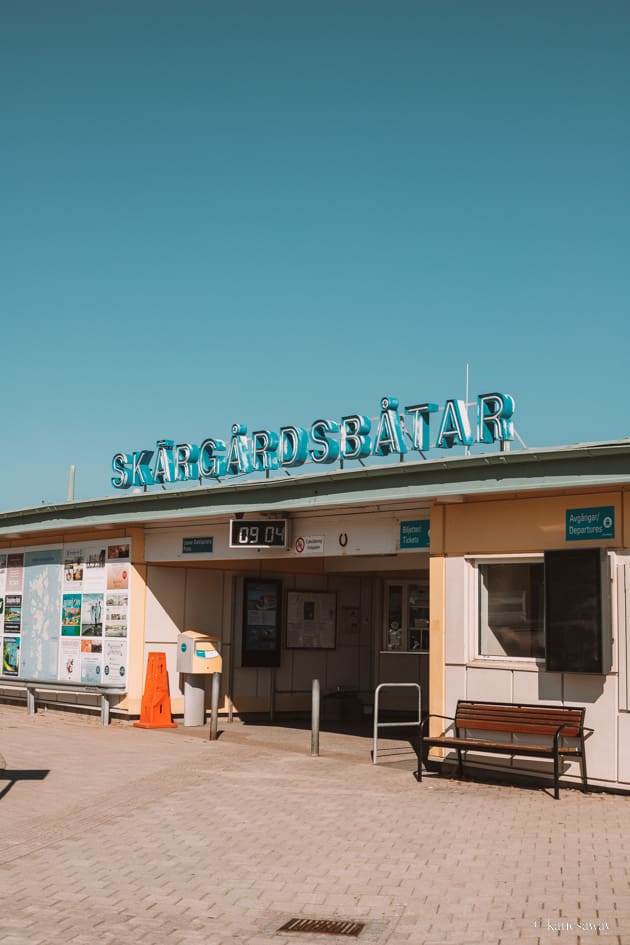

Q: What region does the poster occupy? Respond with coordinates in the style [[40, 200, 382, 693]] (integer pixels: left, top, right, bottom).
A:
[[105, 590, 128, 637], [63, 549, 84, 588], [80, 653, 102, 683], [59, 637, 81, 681], [286, 591, 336, 648], [242, 579, 281, 667], [81, 593, 104, 636], [107, 563, 129, 591], [62, 594, 82, 635], [2, 636, 20, 675], [4, 594, 22, 633], [82, 547, 107, 592], [0, 554, 7, 595], [104, 639, 127, 682], [6, 553, 24, 593], [0, 539, 129, 687]]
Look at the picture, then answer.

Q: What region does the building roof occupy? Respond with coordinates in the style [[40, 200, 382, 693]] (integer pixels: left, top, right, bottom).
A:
[[2, 437, 630, 538]]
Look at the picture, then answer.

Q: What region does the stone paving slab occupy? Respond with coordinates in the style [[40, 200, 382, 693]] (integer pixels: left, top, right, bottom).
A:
[[0, 704, 628, 945]]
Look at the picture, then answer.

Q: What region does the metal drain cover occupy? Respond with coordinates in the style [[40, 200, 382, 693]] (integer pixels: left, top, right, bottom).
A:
[[277, 918, 365, 937]]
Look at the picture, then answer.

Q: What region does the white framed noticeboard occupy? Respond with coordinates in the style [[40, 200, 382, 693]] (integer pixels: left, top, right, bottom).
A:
[[286, 591, 336, 649]]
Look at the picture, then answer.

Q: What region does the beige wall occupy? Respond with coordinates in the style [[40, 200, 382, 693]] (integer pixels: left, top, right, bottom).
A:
[[431, 489, 630, 789], [441, 490, 624, 555]]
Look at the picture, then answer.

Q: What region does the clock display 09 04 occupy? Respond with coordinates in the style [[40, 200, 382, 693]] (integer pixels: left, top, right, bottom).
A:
[[229, 520, 288, 549]]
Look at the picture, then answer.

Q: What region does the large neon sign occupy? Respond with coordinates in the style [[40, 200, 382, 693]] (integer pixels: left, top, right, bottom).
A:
[[111, 392, 515, 490]]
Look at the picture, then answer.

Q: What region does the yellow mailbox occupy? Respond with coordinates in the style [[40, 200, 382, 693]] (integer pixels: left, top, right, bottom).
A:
[[177, 630, 222, 674]]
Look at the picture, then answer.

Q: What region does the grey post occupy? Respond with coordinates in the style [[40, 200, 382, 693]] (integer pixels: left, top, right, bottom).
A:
[[311, 678, 320, 756], [209, 672, 221, 741]]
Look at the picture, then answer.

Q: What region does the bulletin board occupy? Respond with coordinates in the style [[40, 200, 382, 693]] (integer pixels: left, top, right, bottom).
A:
[[286, 591, 336, 649]]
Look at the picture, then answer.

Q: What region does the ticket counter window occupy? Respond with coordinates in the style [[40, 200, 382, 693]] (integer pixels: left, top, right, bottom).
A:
[[384, 581, 429, 652], [478, 562, 544, 659]]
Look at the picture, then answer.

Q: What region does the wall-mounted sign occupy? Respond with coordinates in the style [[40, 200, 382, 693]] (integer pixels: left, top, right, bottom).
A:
[[400, 520, 430, 549], [566, 507, 615, 542], [229, 520, 288, 549], [182, 537, 214, 554], [111, 391, 515, 490], [294, 535, 324, 555]]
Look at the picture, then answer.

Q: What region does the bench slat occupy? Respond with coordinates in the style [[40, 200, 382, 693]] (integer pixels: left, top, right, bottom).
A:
[[424, 736, 581, 756], [455, 719, 582, 737]]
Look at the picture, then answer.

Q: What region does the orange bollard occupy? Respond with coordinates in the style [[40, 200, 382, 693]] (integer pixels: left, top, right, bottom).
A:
[[134, 651, 178, 729]]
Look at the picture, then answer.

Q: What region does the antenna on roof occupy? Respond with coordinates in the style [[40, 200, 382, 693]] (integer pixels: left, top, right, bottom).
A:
[[66, 465, 76, 502], [465, 364, 471, 456]]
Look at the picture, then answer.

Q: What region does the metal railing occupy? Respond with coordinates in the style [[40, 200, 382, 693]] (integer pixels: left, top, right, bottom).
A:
[[0, 677, 126, 726], [372, 682, 422, 764]]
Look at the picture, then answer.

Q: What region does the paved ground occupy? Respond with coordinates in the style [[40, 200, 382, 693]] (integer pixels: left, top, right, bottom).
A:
[[0, 703, 628, 945]]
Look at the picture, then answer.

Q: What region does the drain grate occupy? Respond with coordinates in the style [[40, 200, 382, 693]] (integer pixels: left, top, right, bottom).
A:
[[277, 918, 365, 937]]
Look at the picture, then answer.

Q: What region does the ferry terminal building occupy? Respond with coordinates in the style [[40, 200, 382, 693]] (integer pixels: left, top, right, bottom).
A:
[[2, 393, 630, 793]]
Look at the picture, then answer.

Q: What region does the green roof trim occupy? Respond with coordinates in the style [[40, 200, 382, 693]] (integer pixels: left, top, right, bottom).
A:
[[1, 438, 630, 536]]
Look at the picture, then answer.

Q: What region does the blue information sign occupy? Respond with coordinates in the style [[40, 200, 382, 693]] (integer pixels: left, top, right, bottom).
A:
[[400, 519, 430, 549], [565, 507, 614, 542], [182, 537, 214, 554]]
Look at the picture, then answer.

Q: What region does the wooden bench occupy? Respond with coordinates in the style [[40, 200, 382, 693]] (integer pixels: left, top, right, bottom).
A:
[[419, 700, 590, 799]]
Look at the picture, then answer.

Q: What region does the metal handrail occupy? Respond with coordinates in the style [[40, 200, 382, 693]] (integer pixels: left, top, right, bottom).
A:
[[372, 682, 422, 764]]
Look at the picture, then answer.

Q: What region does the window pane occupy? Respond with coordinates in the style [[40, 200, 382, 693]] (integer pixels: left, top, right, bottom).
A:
[[408, 583, 429, 650], [479, 563, 544, 658], [386, 584, 403, 649]]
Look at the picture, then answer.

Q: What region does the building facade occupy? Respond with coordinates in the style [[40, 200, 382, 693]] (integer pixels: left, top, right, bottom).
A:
[[1, 437, 630, 791]]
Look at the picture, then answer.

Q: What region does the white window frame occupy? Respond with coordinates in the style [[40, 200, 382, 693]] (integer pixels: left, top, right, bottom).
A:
[[468, 554, 545, 664]]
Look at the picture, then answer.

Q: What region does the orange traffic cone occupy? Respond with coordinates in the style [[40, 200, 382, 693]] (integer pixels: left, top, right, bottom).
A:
[[134, 651, 177, 728]]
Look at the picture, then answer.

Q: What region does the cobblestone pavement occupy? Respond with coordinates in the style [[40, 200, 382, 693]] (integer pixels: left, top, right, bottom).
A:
[[1, 703, 629, 945]]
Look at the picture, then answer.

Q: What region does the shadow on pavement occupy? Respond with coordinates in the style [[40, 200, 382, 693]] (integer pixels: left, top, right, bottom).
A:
[[0, 769, 49, 801]]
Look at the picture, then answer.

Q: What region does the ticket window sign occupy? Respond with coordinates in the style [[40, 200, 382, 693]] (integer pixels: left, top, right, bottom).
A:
[[400, 520, 430, 550]]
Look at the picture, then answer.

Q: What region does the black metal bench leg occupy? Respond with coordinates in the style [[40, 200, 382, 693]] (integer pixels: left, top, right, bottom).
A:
[[553, 751, 560, 799], [580, 745, 588, 794]]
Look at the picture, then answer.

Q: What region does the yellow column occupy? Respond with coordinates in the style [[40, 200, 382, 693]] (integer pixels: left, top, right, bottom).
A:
[[429, 505, 446, 740], [124, 527, 147, 715]]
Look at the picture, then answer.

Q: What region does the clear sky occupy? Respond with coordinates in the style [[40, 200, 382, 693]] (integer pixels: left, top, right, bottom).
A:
[[2, 1, 629, 510]]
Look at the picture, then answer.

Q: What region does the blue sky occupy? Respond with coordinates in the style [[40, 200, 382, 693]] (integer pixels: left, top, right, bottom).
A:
[[2, 1, 629, 510]]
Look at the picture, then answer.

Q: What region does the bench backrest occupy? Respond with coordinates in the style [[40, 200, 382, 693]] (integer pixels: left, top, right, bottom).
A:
[[454, 701, 585, 739]]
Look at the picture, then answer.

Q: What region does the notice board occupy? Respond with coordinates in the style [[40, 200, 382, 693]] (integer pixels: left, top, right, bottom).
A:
[[286, 591, 336, 649]]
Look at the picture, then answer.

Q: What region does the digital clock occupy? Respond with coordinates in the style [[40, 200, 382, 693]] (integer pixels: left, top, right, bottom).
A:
[[229, 520, 288, 549]]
